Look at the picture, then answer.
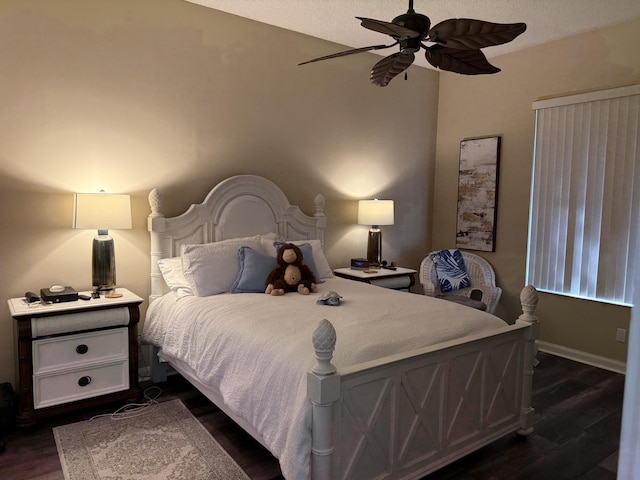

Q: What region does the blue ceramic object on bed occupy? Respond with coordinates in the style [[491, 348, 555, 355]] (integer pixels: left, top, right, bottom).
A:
[[317, 291, 342, 306]]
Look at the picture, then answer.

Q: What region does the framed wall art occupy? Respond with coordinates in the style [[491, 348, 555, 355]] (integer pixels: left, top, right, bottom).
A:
[[456, 135, 501, 252]]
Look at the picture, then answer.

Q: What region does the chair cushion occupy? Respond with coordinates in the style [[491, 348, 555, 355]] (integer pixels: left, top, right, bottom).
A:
[[436, 294, 487, 311]]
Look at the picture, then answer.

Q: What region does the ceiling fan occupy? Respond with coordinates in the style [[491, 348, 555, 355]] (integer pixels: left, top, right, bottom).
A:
[[299, 0, 526, 87]]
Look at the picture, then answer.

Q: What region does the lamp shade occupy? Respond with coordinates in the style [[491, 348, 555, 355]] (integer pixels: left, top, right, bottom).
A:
[[358, 199, 394, 226], [73, 193, 132, 230]]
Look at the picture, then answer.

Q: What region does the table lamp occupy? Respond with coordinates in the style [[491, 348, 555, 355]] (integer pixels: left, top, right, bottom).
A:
[[358, 199, 394, 267], [73, 192, 132, 292]]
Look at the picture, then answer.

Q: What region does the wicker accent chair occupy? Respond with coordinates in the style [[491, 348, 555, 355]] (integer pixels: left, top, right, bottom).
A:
[[419, 251, 502, 315]]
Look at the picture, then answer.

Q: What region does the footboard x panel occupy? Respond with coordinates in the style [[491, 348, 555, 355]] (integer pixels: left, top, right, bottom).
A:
[[334, 330, 524, 479]]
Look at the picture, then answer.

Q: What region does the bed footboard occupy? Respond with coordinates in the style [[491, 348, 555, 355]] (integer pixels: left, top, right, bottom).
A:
[[307, 285, 540, 480]]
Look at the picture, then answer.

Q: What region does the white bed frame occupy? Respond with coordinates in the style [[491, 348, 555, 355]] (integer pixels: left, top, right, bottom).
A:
[[147, 174, 540, 480]]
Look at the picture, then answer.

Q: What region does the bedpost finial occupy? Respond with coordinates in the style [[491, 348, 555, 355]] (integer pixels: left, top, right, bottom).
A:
[[148, 188, 163, 217], [312, 319, 336, 375], [519, 285, 539, 323], [314, 194, 326, 218], [521, 285, 538, 310]]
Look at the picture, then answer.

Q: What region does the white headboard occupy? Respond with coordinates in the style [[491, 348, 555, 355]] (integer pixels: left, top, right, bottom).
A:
[[147, 175, 326, 301]]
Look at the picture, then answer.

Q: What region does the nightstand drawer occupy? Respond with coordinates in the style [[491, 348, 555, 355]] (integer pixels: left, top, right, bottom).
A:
[[33, 328, 128, 374], [33, 360, 129, 409]]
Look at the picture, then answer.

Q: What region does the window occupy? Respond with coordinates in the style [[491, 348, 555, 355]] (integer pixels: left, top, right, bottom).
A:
[[527, 85, 640, 306]]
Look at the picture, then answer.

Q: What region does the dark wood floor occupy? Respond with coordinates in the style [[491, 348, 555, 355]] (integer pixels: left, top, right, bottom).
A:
[[0, 352, 624, 480]]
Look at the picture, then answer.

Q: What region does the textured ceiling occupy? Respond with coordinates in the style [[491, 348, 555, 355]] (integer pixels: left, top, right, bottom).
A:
[[185, 0, 640, 69]]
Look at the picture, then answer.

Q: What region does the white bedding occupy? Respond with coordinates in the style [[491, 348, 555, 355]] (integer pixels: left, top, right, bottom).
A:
[[142, 277, 506, 480]]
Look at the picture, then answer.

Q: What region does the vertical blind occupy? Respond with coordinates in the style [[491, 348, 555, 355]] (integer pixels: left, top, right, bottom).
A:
[[527, 85, 640, 306]]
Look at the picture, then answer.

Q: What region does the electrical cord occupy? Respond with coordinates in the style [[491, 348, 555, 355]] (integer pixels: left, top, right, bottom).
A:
[[89, 385, 163, 421]]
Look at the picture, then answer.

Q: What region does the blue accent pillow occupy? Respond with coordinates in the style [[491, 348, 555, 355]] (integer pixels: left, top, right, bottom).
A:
[[273, 242, 323, 283], [430, 249, 472, 293], [230, 247, 277, 293]]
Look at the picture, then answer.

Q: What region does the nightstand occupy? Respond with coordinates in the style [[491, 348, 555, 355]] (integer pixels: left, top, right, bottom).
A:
[[333, 267, 417, 291], [7, 288, 143, 427]]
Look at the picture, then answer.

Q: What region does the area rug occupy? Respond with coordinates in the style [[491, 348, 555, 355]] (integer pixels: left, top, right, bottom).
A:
[[53, 399, 250, 480]]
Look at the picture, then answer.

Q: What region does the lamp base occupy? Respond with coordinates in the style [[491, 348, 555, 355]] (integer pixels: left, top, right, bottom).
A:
[[366, 228, 382, 267], [92, 234, 116, 292]]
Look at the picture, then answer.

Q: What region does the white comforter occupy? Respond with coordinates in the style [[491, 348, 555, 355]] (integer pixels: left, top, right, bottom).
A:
[[141, 277, 506, 480]]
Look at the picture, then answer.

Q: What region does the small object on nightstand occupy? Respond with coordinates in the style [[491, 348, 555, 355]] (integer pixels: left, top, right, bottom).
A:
[[350, 258, 370, 270], [40, 286, 78, 303], [105, 293, 123, 298], [78, 294, 91, 301], [24, 292, 40, 304]]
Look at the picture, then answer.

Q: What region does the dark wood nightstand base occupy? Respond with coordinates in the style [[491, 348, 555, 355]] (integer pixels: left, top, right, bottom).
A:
[[16, 386, 143, 428]]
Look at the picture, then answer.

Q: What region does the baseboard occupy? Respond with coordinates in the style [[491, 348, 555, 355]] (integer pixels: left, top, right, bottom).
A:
[[538, 341, 626, 374]]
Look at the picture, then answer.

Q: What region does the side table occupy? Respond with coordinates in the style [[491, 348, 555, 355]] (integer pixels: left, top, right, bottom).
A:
[[7, 288, 143, 427], [333, 267, 417, 291]]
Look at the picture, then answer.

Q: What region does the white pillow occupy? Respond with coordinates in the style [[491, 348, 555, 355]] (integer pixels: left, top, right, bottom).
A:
[[259, 232, 286, 242], [181, 235, 263, 297], [157, 257, 193, 298], [306, 240, 333, 280], [260, 238, 333, 280]]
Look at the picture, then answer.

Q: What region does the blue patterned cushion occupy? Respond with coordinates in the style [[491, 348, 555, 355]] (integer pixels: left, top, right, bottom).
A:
[[230, 247, 277, 293], [430, 249, 471, 293]]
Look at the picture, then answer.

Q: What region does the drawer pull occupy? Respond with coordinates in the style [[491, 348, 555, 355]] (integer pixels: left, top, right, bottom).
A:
[[78, 376, 92, 387], [76, 344, 89, 355]]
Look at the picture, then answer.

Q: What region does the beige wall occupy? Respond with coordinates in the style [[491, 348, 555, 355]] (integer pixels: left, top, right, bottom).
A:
[[2, 0, 636, 388], [433, 18, 640, 362], [0, 0, 438, 385]]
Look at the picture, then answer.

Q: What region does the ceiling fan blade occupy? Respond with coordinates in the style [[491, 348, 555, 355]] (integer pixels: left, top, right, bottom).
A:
[[370, 52, 415, 87], [298, 43, 397, 66], [357, 17, 421, 39], [427, 19, 526, 50], [425, 45, 500, 75]]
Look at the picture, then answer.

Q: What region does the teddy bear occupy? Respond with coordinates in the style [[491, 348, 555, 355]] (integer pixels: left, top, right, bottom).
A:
[[265, 243, 318, 296]]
